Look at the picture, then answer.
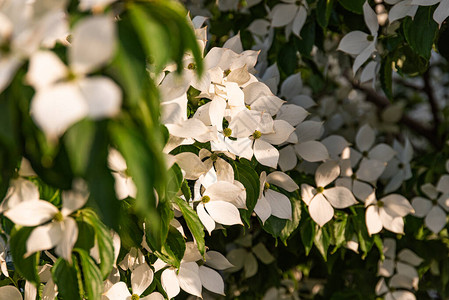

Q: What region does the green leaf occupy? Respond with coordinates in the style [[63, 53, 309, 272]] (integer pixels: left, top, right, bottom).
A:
[[317, 0, 334, 28], [64, 119, 95, 176], [9, 227, 40, 285], [165, 163, 183, 201], [351, 210, 373, 258], [232, 160, 260, 225], [437, 23, 449, 61], [146, 200, 174, 253], [295, 21, 316, 59], [174, 197, 205, 255], [300, 217, 316, 256], [278, 40, 297, 76], [85, 121, 120, 231], [314, 226, 331, 261], [263, 216, 287, 238], [74, 248, 103, 300], [79, 209, 114, 279], [181, 180, 192, 200], [117, 200, 145, 249], [338, 0, 364, 14], [380, 56, 393, 100], [403, 7, 438, 60], [52, 257, 82, 300], [129, 4, 170, 73], [331, 214, 348, 252], [280, 198, 301, 244], [157, 226, 186, 269], [110, 123, 159, 232]]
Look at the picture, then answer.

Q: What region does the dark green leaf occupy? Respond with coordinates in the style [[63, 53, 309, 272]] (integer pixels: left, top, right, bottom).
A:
[[174, 197, 205, 255], [300, 217, 316, 256], [74, 248, 103, 300], [9, 227, 40, 285], [64, 119, 95, 176], [380, 56, 393, 100], [232, 160, 260, 225], [314, 226, 331, 261], [317, 0, 334, 28], [295, 21, 316, 58], [278, 41, 297, 76], [52, 257, 82, 300], [280, 198, 301, 244], [338, 0, 364, 14], [403, 7, 438, 60], [157, 226, 186, 269], [263, 216, 287, 238]]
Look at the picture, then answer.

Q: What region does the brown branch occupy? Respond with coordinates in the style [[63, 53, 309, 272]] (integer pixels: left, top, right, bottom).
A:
[[351, 81, 442, 149], [422, 69, 441, 135]]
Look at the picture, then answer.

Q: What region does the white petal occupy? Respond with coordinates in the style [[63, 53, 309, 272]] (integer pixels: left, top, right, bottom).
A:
[[0, 286, 23, 300], [26, 51, 67, 90], [226, 249, 247, 271], [78, 77, 122, 119], [261, 120, 295, 145], [254, 195, 272, 224], [411, 197, 432, 217], [70, 15, 116, 74], [369, 143, 396, 163], [292, 6, 307, 37], [221, 137, 253, 160], [175, 152, 208, 180], [437, 193, 449, 211], [437, 175, 449, 194], [294, 141, 329, 162], [266, 171, 298, 192], [0, 56, 21, 94], [205, 201, 243, 226], [275, 104, 309, 127], [215, 158, 234, 183], [55, 218, 78, 262], [248, 19, 271, 36], [363, 1, 379, 35], [397, 249, 423, 266], [197, 204, 216, 235], [315, 160, 340, 187], [375, 278, 388, 295], [382, 194, 414, 217], [389, 1, 417, 23], [280, 73, 303, 99], [61, 190, 88, 217], [338, 31, 371, 55], [389, 274, 414, 290], [434, 0, 449, 25], [390, 291, 416, 300], [421, 183, 438, 200], [296, 121, 324, 142], [209, 97, 226, 131], [378, 258, 395, 277], [278, 145, 297, 171], [141, 292, 165, 300], [356, 124, 375, 152], [161, 269, 180, 299], [30, 83, 88, 139], [366, 205, 383, 235], [309, 193, 334, 227], [265, 189, 292, 219], [244, 252, 258, 278], [321, 135, 349, 160], [301, 184, 315, 206], [223, 33, 243, 53], [356, 158, 386, 182], [425, 206, 447, 234], [204, 251, 234, 270], [271, 4, 298, 27], [352, 42, 375, 74], [131, 263, 154, 296], [26, 222, 62, 257], [379, 208, 404, 234], [323, 187, 357, 209], [103, 281, 131, 300], [199, 266, 225, 295], [204, 181, 244, 202], [178, 262, 202, 298], [353, 180, 374, 202], [5, 200, 58, 226], [254, 139, 279, 168]]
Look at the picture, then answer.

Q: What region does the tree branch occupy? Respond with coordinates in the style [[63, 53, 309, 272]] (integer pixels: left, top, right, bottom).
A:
[[351, 81, 442, 149]]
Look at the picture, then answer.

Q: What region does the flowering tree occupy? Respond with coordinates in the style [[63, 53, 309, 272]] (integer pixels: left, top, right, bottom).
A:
[[0, 0, 449, 299]]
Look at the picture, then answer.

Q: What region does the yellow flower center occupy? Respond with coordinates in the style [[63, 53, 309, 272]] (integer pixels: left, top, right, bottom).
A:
[[131, 294, 140, 300], [53, 212, 64, 222], [210, 153, 218, 161], [252, 130, 262, 139], [201, 195, 211, 203], [187, 63, 196, 70], [223, 128, 233, 137], [264, 182, 270, 190], [316, 186, 324, 193], [377, 200, 384, 207]]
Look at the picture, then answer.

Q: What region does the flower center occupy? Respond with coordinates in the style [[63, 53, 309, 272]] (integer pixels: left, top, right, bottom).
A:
[[398, 163, 404, 169], [264, 182, 270, 191], [53, 212, 64, 222], [377, 200, 384, 207], [223, 69, 231, 77], [210, 153, 218, 161], [362, 151, 369, 158], [351, 174, 357, 180], [316, 186, 324, 193], [367, 35, 374, 41], [245, 105, 251, 110], [201, 195, 211, 203], [252, 130, 262, 139], [223, 128, 233, 137], [131, 294, 140, 300], [187, 63, 196, 70]]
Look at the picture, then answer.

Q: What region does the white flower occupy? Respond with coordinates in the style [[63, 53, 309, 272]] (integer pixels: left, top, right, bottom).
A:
[[338, 2, 379, 74], [27, 15, 121, 139], [254, 171, 298, 223], [385, 0, 418, 23], [4, 188, 88, 262], [301, 161, 357, 226], [104, 263, 164, 300], [365, 193, 414, 235], [411, 183, 449, 234], [381, 139, 413, 193], [270, 0, 308, 38], [108, 148, 137, 200]]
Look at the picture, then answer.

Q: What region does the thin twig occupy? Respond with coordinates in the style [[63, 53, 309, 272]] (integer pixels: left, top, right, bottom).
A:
[[422, 69, 441, 135]]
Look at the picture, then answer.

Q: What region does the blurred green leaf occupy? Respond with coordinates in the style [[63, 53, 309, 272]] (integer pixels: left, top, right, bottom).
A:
[[174, 197, 205, 255], [9, 227, 40, 285]]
